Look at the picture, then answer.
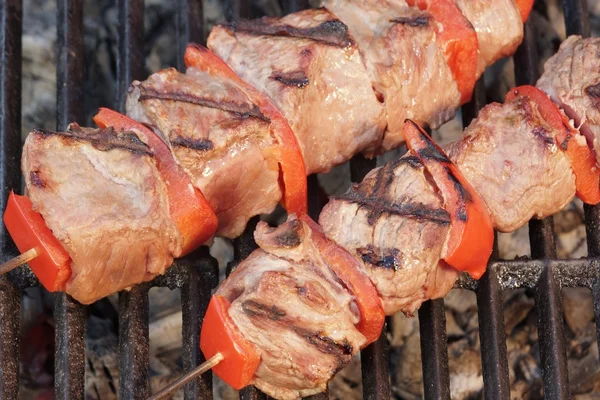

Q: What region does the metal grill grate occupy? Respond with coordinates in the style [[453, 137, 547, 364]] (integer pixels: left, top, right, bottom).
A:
[[0, 0, 595, 399]]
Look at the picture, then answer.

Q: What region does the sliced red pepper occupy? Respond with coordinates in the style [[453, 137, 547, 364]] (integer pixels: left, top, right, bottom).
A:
[[403, 120, 493, 279], [3, 191, 71, 291], [506, 86, 600, 205], [406, 0, 478, 104], [184, 44, 308, 216], [94, 108, 218, 256], [299, 214, 384, 345], [515, 0, 534, 22], [200, 295, 261, 390]]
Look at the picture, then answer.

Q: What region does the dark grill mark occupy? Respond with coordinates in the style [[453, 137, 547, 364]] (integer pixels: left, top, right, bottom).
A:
[[242, 300, 287, 321], [29, 171, 45, 188], [270, 71, 309, 88], [227, 18, 353, 48], [560, 134, 572, 151], [271, 219, 304, 247], [170, 136, 214, 151], [585, 82, 600, 106], [138, 86, 270, 122], [293, 327, 353, 366], [357, 245, 402, 270], [532, 126, 555, 145], [391, 15, 431, 27], [398, 154, 422, 169], [33, 124, 152, 156]]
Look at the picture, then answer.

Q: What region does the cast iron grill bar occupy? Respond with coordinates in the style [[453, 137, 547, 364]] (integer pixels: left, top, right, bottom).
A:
[[419, 300, 450, 399], [115, 1, 151, 399], [515, 16, 570, 399], [0, 0, 22, 397], [176, 0, 205, 70], [565, 0, 590, 38], [55, 1, 87, 399], [281, 0, 309, 14]]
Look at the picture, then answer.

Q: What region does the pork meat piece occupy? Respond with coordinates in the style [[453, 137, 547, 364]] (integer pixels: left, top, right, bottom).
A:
[[325, 0, 461, 151], [127, 67, 282, 238], [319, 153, 458, 316], [537, 36, 600, 163], [454, 0, 523, 76], [23, 124, 180, 304], [216, 216, 366, 399], [207, 8, 386, 174], [445, 92, 576, 232]]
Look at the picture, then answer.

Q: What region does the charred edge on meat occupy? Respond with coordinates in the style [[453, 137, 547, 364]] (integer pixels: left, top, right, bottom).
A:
[[396, 154, 422, 169], [170, 136, 215, 151], [585, 82, 600, 105], [390, 15, 431, 27], [270, 71, 310, 88], [532, 126, 555, 146], [226, 18, 353, 48], [29, 171, 45, 188], [293, 327, 353, 369], [262, 219, 304, 247], [242, 300, 287, 321], [559, 134, 572, 151], [444, 166, 470, 222], [413, 134, 451, 165], [138, 87, 270, 122], [357, 245, 402, 270], [33, 125, 153, 156]]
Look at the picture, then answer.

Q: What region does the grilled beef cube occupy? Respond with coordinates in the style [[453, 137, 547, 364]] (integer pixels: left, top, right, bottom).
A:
[[127, 68, 282, 238], [455, 0, 523, 76], [319, 153, 457, 316], [325, 0, 461, 151], [537, 36, 600, 163], [23, 124, 180, 304], [444, 92, 576, 232], [216, 216, 366, 399], [207, 8, 386, 174]]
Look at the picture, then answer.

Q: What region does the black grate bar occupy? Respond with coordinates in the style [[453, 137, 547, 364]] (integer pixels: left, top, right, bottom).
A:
[[361, 326, 391, 400], [116, 0, 145, 112], [564, 0, 590, 38], [228, 0, 251, 23], [281, 0, 309, 14], [0, 1, 22, 396], [55, 1, 87, 399], [419, 300, 450, 400], [176, 0, 205, 70]]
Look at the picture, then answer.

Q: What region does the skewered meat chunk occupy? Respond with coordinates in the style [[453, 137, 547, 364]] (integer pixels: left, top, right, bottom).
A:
[[537, 36, 600, 163], [444, 91, 576, 232], [454, 0, 523, 75], [319, 153, 457, 316], [207, 8, 386, 174], [22, 124, 180, 304], [126, 67, 282, 238], [324, 0, 462, 151], [216, 216, 366, 399]]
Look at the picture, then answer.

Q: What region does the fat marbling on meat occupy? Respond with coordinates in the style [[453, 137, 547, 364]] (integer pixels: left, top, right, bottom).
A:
[[127, 67, 282, 238], [537, 36, 600, 164], [216, 216, 366, 399], [22, 124, 180, 304], [207, 8, 386, 174], [324, 0, 461, 151], [319, 153, 458, 316]]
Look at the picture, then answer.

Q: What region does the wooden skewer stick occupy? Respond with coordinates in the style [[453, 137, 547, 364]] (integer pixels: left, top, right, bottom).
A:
[[147, 352, 224, 400], [0, 248, 38, 275]]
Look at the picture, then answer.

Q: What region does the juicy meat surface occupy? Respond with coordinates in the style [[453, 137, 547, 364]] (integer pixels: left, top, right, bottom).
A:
[[23, 124, 180, 304], [445, 94, 576, 232], [537, 36, 600, 162], [207, 8, 386, 174], [126, 67, 282, 238], [454, 0, 523, 75], [325, 0, 461, 151], [216, 216, 366, 399], [319, 153, 458, 316]]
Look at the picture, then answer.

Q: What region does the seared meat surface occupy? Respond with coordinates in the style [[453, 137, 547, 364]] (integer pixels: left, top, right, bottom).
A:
[[216, 216, 365, 399], [445, 93, 576, 232], [537, 36, 600, 162], [23, 124, 180, 304], [207, 8, 386, 174], [319, 153, 457, 316], [325, 0, 461, 151], [454, 0, 523, 75], [127, 67, 282, 238]]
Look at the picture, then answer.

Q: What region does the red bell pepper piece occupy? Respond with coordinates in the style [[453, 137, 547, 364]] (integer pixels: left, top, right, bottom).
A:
[[506, 86, 600, 205], [515, 0, 534, 22], [184, 44, 308, 216], [94, 108, 218, 256], [406, 0, 478, 104], [3, 191, 71, 291], [299, 215, 384, 345], [402, 121, 494, 279], [200, 295, 261, 390]]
